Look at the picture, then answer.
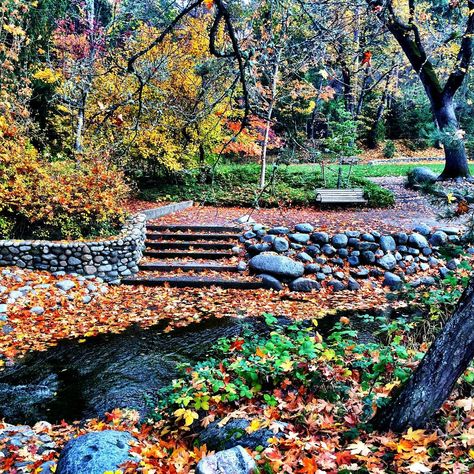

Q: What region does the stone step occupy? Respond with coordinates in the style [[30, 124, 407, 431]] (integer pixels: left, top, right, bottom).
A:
[[143, 250, 234, 260], [122, 276, 265, 289], [146, 232, 241, 241], [139, 262, 240, 272], [147, 224, 242, 233], [146, 241, 235, 250]]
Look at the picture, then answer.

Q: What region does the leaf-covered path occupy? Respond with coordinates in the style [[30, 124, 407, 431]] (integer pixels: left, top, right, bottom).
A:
[[144, 178, 449, 232]]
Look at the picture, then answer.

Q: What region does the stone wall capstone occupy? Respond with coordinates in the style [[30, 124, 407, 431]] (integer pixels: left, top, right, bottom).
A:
[[0, 214, 147, 283]]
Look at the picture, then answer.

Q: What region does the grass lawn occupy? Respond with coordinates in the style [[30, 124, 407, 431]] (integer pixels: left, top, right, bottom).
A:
[[138, 162, 473, 209], [295, 162, 474, 178]]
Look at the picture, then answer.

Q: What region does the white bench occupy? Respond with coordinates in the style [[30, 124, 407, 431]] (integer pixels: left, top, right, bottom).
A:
[[315, 188, 368, 205]]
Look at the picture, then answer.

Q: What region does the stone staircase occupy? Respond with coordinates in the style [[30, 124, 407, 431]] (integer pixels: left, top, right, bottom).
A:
[[122, 224, 266, 289]]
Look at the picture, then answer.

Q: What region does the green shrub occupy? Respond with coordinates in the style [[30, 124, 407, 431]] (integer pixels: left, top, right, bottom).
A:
[[150, 314, 419, 431], [139, 163, 394, 208], [383, 140, 396, 159], [0, 216, 14, 239]]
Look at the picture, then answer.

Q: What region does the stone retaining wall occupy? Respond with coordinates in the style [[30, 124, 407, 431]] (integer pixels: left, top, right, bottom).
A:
[[0, 201, 194, 282], [0, 214, 147, 283], [241, 222, 466, 291]]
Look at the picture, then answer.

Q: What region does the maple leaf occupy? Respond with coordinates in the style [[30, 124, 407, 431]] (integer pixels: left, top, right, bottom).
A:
[[229, 338, 245, 351], [174, 408, 199, 426], [203, 0, 214, 8], [348, 440, 372, 456], [408, 462, 431, 473]]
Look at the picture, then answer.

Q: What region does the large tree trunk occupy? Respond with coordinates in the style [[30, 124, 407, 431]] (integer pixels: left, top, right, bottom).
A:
[[434, 97, 470, 179], [373, 277, 474, 432]]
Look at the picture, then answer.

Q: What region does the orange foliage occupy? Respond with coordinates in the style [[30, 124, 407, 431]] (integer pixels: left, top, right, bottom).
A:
[[0, 115, 130, 239]]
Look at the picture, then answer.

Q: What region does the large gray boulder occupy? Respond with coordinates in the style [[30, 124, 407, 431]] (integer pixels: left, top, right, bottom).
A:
[[196, 446, 257, 474], [198, 418, 279, 451], [407, 167, 438, 186], [249, 253, 304, 280], [56, 431, 133, 474]]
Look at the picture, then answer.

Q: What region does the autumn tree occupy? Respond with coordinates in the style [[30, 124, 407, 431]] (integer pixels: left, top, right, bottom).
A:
[[369, 0, 474, 178]]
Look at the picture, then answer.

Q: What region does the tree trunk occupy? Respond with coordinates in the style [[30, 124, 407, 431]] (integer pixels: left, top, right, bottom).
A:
[[434, 97, 470, 179], [259, 49, 281, 190], [367, 77, 389, 149], [75, 102, 85, 153], [373, 276, 474, 432]]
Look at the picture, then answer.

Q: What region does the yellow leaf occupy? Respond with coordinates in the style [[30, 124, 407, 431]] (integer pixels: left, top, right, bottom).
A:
[[280, 360, 293, 372], [247, 419, 261, 433], [447, 192, 456, 204]]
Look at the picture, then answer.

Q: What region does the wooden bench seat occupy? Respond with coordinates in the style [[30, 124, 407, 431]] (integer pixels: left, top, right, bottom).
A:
[[315, 188, 368, 205]]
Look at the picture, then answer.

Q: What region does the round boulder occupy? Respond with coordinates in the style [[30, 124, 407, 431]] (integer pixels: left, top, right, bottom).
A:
[[56, 431, 133, 474], [429, 231, 448, 247], [295, 223, 314, 233], [289, 278, 321, 292], [273, 237, 289, 253], [407, 167, 438, 186], [332, 233, 348, 249], [289, 233, 310, 244], [311, 232, 329, 245], [408, 233, 429, 249], [377, 254, 397, 271], [249, 253, 304, 280], [380, 236, 396, 252]]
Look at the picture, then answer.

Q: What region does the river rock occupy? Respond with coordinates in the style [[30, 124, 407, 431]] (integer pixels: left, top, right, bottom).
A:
[[321, 244, 336, 256], [259, 274, 283, 291], [55, 280, 76, 292], [295, 223, 314, 233], [249, 253, 304, 280], [347, 277, 361, 291], [380, 236, 396, 252], [235, 215, 256, 224], [297, 252, 313, 263], [311, 232, 329, 244], [56, 431, 133, 474], [273, 237, 289, 253], [268, 226, 290, 235], [327, 280, 346, 292], [413, 224, 431, 236], [196, 446, 256, 474], [377, 254, 397, 271], [289, 278, 321, 292], [383, 272, 402, 289], [408, 233, 429, 249], [429, 231, 448, 247], [289, 233, 310, 244], [331, 233, 348, 249], [408, 167, 438, 185], [305, 264, 321, 274], [198, 418, 278, 451]]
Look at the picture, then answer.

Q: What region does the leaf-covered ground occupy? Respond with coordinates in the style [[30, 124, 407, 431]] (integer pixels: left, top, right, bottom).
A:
[[0, 268, 391, 365]]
